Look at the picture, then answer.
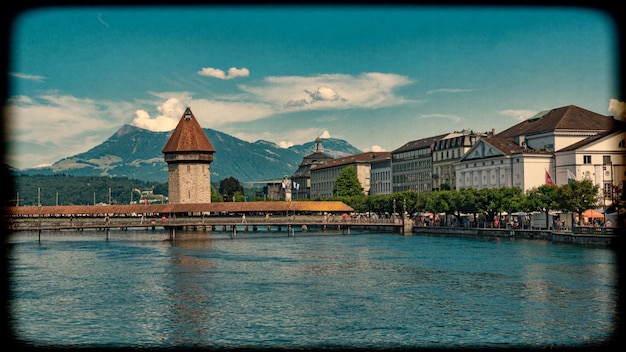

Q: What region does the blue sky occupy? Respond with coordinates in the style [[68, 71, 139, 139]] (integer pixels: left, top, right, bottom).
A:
[[5, 5, 624, 170]]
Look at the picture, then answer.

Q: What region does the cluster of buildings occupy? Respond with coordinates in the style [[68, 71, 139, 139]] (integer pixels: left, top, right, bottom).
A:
[[160, 105, 624, 211], [287, 105, 625, 208]]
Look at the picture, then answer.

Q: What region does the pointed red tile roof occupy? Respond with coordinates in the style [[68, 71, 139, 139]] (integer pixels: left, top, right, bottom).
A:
[[162, 107, 216, 153]]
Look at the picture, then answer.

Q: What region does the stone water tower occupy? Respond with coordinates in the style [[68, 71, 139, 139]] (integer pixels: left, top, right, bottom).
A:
[[162, 107, 215, 204]]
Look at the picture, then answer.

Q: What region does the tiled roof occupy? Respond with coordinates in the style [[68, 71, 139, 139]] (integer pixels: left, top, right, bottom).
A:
[[558, 124, 626, 152], [162, 107, 216, 153], [392, 133, 449, 153], [483, 137, 526, 155], [5, 201, 354, 216], [311, 152, 392, 170], [494, 105, 617, 138]]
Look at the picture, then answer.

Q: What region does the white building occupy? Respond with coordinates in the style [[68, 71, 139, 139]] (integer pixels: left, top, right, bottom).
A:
[[456, 105, 624, 195], [556, 128, 626, 207]]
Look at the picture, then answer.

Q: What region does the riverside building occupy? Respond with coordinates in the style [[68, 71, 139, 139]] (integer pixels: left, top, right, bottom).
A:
[[310, 152, 391, 199], [432, 129, 490, 190], [290, 136, 334, 200], [455, 105, 624, 198], [391, 134, 447, 194]]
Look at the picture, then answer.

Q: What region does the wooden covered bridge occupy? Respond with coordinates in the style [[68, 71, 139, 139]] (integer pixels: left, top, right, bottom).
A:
[[5, 201, 410, 238]]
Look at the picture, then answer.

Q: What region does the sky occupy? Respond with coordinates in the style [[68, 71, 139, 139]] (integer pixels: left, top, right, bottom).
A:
[[4, 4, 624, 170]]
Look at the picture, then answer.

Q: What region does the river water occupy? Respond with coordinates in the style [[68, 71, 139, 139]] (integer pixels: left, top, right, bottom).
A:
[[5, 229, 619, 349]]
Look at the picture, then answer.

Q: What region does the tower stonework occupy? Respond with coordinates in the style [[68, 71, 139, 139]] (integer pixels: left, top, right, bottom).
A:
[[162, 107, 215, 204]]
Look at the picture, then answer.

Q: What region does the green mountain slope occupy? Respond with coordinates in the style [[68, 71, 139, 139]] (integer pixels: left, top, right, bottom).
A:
[[17, 125, 362, 183]]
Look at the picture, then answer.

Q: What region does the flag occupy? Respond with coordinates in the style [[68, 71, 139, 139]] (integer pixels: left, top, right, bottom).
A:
[[545, 169, 554, 186], [567, 169, 576, 184]]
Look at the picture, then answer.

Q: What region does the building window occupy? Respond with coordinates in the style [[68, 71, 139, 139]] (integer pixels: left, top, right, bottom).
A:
[[583, 155, 591, 164], [603, 155, 611, 165]]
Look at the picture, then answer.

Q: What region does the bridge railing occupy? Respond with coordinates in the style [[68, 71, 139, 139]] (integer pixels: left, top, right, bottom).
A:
[[8, 214, 402, 230]]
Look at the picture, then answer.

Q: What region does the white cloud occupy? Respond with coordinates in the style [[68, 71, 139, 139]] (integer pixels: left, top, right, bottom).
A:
[[307, 87, 341, 102], [499, 109, 538, 121], [278, 141, 294, 148], [131, 98, 184, 132], [608, 98, 626, 121], [198, 67, 250, 80], [365, 145, 385, 152], [5, 93, 131, 169], [240, 72, 413, 111], [9, 72, 47, 82]]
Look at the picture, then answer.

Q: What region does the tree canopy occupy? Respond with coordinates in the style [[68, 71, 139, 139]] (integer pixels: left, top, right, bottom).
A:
[[218, 176, 244, 202], [333, 166, 363, 197]]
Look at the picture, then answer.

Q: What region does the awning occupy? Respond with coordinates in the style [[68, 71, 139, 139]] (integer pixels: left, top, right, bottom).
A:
[[582, 209, 604, 219]]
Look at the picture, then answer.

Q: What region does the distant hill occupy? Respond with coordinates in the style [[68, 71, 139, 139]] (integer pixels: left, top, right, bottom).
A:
[[15, 124, 362, 183]]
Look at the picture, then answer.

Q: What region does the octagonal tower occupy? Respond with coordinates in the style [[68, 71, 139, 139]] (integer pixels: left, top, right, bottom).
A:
[[162, 107, 215, 204]]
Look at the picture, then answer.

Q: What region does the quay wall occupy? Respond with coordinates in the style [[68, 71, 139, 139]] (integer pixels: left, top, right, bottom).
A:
[[412, 226, 619, 247]]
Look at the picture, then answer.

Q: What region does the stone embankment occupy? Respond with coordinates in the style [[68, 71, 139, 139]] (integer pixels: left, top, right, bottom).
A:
[[412, 225, 619, 247]]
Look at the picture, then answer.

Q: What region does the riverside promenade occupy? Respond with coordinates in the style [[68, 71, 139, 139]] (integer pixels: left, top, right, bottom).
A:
[[412, 224, 620, 247]]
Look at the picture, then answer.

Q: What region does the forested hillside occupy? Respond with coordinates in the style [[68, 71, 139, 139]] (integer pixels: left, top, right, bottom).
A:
[[10, 174, 168, 206]]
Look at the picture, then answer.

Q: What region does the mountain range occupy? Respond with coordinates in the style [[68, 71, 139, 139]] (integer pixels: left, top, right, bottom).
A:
[[14, 125, 362, 183]]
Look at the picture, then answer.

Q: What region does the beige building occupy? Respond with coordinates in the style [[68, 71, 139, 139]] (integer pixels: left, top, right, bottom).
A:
[[310, 152, 391, 199], [162, 107, 216, 204], [432, 130, 489, 190]]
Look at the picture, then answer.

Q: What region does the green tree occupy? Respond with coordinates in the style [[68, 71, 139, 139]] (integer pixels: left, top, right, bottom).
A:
[[525, 185, 559, 229], [425, 191, 449, 219], [333, 166, 363, 197], [557, 179, 601, 225], [458, 188, 480, 226], [211, 185, 223, 202], [219, 176, 244, 201]]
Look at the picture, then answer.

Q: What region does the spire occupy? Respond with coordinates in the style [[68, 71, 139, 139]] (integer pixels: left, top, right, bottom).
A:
[[162, 107, 215, 154], [314, 136, 323, 153]]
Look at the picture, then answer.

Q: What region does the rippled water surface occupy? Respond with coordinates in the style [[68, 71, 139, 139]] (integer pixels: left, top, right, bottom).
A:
[[7, 230, 618, 348]]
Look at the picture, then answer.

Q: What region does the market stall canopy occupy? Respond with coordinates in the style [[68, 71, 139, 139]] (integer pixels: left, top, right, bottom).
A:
[[582, 209, 604, 218]]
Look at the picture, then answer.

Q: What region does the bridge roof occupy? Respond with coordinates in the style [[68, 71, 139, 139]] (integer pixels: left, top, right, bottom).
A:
[[5, 201, 354, 216]]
